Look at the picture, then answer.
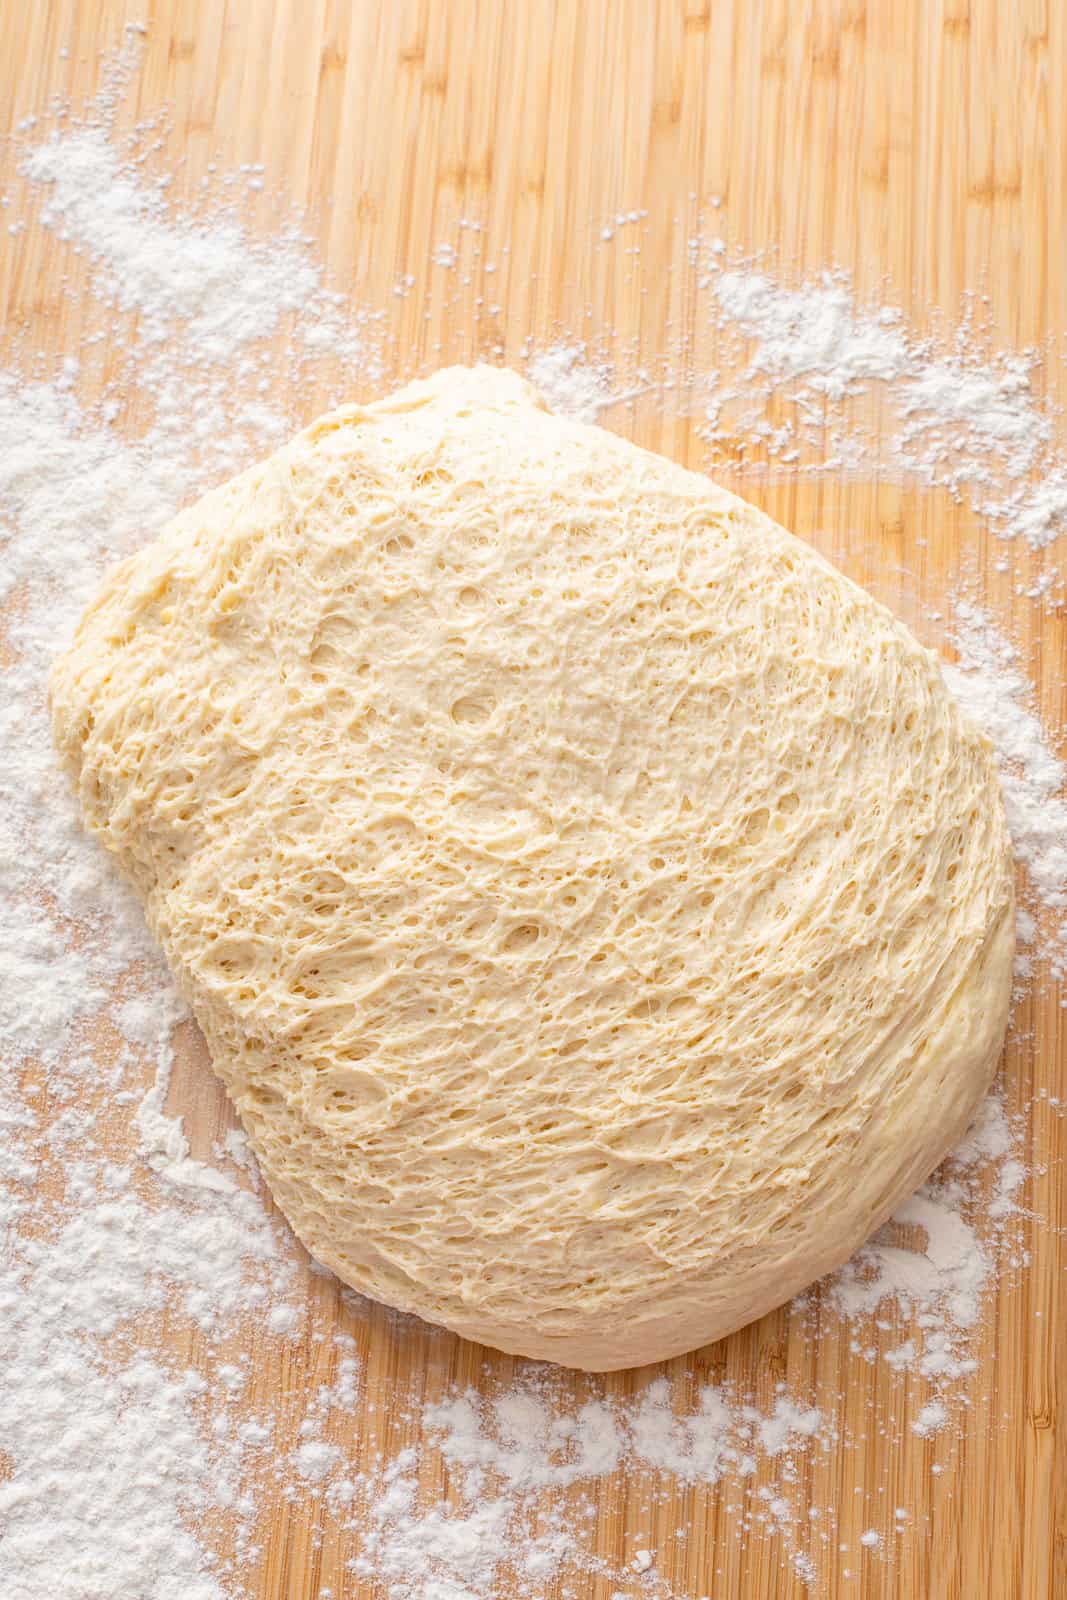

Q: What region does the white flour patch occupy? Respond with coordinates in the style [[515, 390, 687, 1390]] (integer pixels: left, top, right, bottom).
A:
[[24, 126, 364, 367], [347, 1378, 827, 1597], [0, 1164, 296, 1599], [350, 1456, 518, 1600], [425, 1376, 824, 1494], [712, 270, 911, 398], [292, 1439, 343, 1485], [703, 257, 1067, 549], [527, 344, 614, 423], [824, 1091, 1027, 1420], [526, 342, 650, 424], [911, 1401, 949, 1438], [945, 603, 1067, 970]]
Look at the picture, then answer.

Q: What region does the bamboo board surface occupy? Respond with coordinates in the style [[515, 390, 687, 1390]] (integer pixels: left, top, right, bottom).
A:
[[2, 3, 1065, 1597]]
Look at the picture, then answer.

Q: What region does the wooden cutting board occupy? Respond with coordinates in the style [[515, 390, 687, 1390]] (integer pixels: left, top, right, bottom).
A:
[[3, 2, 1064, 1597]]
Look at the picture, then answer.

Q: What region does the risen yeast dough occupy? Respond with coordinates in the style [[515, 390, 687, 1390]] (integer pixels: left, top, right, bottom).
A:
[[51, 367, 1014, 1369]]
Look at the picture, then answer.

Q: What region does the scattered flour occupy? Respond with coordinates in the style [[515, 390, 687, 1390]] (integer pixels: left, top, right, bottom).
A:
[[945, 603, 1067, 973], [23, 126, 364, 366], [351, 1454, 516, 1600], [0, 40, 1056, 1600], [827, 1092, 1027, 1400], [792, 1552, 819, 1585], [911, 1402, 949, 1439], [713, 270, 911, 399], [704, 258, 1067, 548], [349, 1380, 825, 1597], [426, 1378, 823, 1496], [0, 1166, 295, 1599], [292, 1439, 343, 1485], [526, 343, 614, 423]]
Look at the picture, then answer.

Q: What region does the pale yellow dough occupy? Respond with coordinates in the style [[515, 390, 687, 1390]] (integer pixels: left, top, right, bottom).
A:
[[51, 366, 1014, 1370]]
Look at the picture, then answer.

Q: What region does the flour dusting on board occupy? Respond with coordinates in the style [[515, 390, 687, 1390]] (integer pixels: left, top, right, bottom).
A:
[[0, 41, 1056, 1600], [526, 343, 614, 423], [946, 604, 1067, 978], [699, 259, 1067, 552]]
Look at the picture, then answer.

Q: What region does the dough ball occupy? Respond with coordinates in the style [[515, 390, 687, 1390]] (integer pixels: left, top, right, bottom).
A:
[[51, 366, 1014, 1370]]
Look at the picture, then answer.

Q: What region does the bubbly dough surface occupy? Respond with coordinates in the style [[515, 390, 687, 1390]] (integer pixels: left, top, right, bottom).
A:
[[51, 366, 1014, 1369]]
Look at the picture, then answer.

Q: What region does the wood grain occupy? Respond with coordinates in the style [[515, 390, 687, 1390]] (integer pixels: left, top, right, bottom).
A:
[[2, 2, 1064, 1597]]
